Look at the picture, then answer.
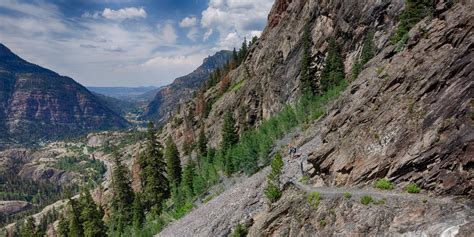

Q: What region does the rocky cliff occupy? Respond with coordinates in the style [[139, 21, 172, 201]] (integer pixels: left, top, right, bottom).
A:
[[143, 50, 232, 122], [0, 44, 129, 146], [156, 0, 473, 235]]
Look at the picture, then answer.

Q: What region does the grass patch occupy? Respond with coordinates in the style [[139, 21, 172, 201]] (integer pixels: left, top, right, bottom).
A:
[[375, 178, 394, 190], [343, 192, 351, 199], [319, 219, 327, 227], [230, 224, 248, 237], [230, 80, 246, 92], [360, 195, 373, 205], [405, 183, 421, 193], [299, 176, 309, 184], [308, 192, 321, 209]]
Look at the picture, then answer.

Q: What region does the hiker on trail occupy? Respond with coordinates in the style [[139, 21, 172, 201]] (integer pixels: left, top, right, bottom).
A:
[[289, 145, 297, 159]]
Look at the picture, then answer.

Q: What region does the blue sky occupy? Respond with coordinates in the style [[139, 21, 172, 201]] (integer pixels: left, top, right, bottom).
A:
[[0, 0, 274, 87]]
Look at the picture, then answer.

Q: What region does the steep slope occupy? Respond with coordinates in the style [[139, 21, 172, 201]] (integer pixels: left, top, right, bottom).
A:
[[0, 44, 129, 145], [156, 0, 473, 235], [142, 50, 232, 122]]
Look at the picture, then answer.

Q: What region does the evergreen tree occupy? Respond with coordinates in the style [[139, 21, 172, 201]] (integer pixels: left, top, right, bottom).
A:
[[221, 111, 238, 151], [19, 217, 42, 237], [139, 122, 170, 215], [320, 38, 345, 92], [57, 214, 70, 237], [360, 31, 375, 65], [109, 151, 134, 234], [196, 128, 208, 158], [265, 152, 284, 203], [181, 160, 196, 200], [391, 0, 434, 43], [67, 198, 83, 237], [132, 194, 145, 231], [165, 136, 182, 187], [232, 48, 238, 64], [78, 191, 106, 237], [300, 22, 316, 96], [238, 37, 248, 63]]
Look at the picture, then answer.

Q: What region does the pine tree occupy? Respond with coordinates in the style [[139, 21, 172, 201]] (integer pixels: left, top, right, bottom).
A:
[[391, 0, 434, 43], [232, 48, 239, 64], [196, 128, 208, 158], [300, 22, 317, 96], [19, 217, 41, 237], [57, 214, 69, 237], [165, 136, 182, 187], [181, 160, 196, 200], [109, 151, 135, 234], [221, 111, 238, 151], [360, 31, 375, 65], [238, 37, 248, 63], [79, 191, 106, 237], [139, 122, 170, 215], [320, 38, 345, 92], [132, 194, 145, 231], [68, 198, 83, 237]]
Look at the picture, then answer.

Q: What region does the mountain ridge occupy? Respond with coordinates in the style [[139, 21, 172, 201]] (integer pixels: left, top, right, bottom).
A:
[[0, 43, 129, 146]]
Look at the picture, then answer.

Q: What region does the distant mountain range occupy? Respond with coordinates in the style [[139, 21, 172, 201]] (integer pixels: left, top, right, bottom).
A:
[[87, 86, 161, 101], [142, 50, 232, 122], [0, 43, 129, 146]]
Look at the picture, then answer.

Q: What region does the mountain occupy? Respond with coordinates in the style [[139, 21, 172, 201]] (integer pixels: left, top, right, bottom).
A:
[[142, 50, 232, 122], [0, 44, 129, 146], [155, 0, 473, 235], [87, 86, 160, 101]]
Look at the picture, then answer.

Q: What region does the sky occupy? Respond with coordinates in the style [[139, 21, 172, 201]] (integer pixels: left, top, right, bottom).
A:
[[0, 0, 275, 87]]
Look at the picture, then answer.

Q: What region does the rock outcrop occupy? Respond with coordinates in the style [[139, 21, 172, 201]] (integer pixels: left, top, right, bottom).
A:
[[156, 0, 473, 235], [0, 44, 129, 146], [143, 50, 232, 122]]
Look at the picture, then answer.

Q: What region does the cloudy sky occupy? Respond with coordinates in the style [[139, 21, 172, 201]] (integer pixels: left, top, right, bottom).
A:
[[0, 0, 274, 87]]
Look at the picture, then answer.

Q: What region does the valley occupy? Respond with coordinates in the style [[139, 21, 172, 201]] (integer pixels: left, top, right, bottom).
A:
[[0, 0, 473, 236]]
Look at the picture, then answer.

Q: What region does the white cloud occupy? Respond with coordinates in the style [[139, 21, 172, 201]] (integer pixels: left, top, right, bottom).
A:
[[186, 28, 199, 41], [179, 16, 197, 28], [102, 7, 147, 21], [200, 0, 273, 49], [157, 23, 178, 44], [203, 29, 214, 40]]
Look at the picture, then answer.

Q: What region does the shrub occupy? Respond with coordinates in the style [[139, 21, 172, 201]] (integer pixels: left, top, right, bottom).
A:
[[319, 219, 327, 227], [360, 195, 373, 205], [265, 183, 282, 203], [374, 198, 386, 205], [308, 192, 321, 209], [405, 183, 421, 193], [230, 224, 248, 237], [375, 178, 394, 190], [343, 192, 351, 199], [391, 0, 434, 44]]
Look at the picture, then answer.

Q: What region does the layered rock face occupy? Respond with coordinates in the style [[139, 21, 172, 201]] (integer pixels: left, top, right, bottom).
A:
[[0, 44, 129, 145], [143, 50, 232, 122], [156, 0, 473, 235]]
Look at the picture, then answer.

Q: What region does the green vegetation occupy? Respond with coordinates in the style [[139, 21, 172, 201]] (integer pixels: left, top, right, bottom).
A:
[[351, 31, 375, 80], [300, 22, 317, 96], [319, 219, 327, 227], [374, 198, 386, 205], [165, 136, 182, 188], [52, 155, 106, 182], [109, 152, 135, 234], [308, 192, 321, 209], [391, 0, 434, 44], [138, 122, 170, 215], [265, 152, 284, 203], [99, 36, 349, 236], [375, 178, 394, 190], [230, 224, 248, 237], [320, 38, 345, 92], [360, 195, 373, 205], [57, 190, 106, 237], [0, 174, 76, 226], [405, 183, 421, 193], [299, 176, 309, 184], [343, 192, 351, 199]]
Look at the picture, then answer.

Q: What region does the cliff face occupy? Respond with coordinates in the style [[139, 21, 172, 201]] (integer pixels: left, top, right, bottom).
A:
[[157, 0, 473, 235], [0, 44, 129, 145], [142, 50, 232, 122]]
